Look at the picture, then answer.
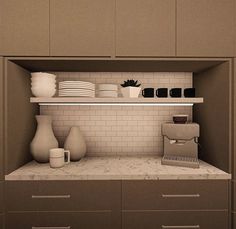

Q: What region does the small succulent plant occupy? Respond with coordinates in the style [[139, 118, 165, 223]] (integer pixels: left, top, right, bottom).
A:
[[121, 79, 141, 87]]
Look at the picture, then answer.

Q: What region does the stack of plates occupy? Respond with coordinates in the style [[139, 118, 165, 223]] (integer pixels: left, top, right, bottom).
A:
[[97, 84, 118, 98], [59, 81, 95, 97]]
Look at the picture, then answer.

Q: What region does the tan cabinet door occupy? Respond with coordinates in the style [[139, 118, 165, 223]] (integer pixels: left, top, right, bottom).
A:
[[0, 0, 49, 56], [0, 58, 3, 180], [177, 0, 234, 57], [116, 0, 175, 57], [50, 0, 114, 57]]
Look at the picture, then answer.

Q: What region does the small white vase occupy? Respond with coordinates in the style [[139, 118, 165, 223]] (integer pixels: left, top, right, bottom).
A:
[[64, 126, 87, 161], [121, 87, 141, 98], [30, 115, 58, 163]]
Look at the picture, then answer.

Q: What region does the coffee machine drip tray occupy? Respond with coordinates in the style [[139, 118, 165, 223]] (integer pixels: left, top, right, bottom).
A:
[[162, 155, 199, 168]]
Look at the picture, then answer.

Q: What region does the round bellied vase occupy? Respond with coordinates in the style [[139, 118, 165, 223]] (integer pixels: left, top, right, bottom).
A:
[[30, 115, 58, 163], [64, 126, 87, 161]]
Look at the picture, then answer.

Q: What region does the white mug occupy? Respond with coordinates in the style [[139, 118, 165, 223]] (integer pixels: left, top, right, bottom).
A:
[[49, 148, 70, 168]]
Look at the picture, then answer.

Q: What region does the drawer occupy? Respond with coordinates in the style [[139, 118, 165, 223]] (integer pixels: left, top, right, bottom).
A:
[[6, 180, 120, 211], [7, 212, 111, 229], [123, 211, 228, 229], [122, 180, 228, 210]]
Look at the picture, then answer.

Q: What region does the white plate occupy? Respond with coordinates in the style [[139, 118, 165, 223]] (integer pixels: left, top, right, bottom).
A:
[[98, 84, 118, 91], [59, 91, 95, 95], [59, 85, 95, 90], [59, 88, 94, 91], [59, 81, 94, 85]]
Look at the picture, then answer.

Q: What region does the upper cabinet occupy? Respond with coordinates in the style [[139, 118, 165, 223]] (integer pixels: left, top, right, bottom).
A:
[[115, 0, 175, 57], [0, 0, 50, 56], [0, 57, 3, 179], [50, 0, 114, 57], [177, 0, 235, 57]]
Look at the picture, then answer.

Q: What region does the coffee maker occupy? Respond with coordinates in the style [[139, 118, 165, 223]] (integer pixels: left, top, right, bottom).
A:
[[161, 123, 200, 168]]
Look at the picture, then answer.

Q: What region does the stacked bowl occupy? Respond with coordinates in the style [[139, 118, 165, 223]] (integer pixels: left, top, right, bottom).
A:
[[31, 72, 57, 97], [59, 81, 95, 97], [97, 84, 118, 98]]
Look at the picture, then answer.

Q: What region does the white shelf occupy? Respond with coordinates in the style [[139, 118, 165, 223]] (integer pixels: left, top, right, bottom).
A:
[[30, 97, 203, 105]]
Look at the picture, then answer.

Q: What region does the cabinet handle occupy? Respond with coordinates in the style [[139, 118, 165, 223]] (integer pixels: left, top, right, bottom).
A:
[[162, 194, 200, 198], [162, 225, 200, 229], [31, 195, 71, 199], [32, 227, 71, 229]]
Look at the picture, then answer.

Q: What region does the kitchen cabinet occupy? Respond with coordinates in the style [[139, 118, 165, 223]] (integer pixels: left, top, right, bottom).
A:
[[0, 58, 3, 180], [6, 180, 121, 229], [177, 0, 234, 57], [0, 0, 49, 56], [123, 211, 228, 229], [50, 0, 114, 57], [6, 181, 120, 212], [7, 212, 111, 229], [115, 0, 175, 57], [122, 180, 228, 210]]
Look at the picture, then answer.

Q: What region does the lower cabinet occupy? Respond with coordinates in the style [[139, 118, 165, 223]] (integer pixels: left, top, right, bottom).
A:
[[5, 180, 229, 229], [7, 212, 111, 229], [123, 211, 228, 229]]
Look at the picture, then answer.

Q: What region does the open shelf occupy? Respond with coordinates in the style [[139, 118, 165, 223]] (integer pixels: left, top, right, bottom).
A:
[[30, 97, 203, 105]]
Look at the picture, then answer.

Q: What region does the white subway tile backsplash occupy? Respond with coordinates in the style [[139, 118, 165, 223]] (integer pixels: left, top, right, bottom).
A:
[[40, 72, 192, 156]]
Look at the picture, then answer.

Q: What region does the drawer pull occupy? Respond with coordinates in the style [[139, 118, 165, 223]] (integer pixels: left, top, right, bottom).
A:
[[32, 227, 71, 229], [31, 195, 71, 199], [162, 225, 200, 229], [162, 194, 200, 198]]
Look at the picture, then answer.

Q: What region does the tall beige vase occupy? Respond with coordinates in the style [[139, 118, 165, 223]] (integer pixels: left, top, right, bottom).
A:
[[64, 126, 86, 161], [30, 115, 58, 163]]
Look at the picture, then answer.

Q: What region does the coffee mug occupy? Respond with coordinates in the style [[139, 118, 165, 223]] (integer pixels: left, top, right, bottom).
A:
[[156, 88, 168, 97], [142, 88, 154, 98], [49, 148, 70, 168], [184, 88, 195, 97], [170, 88, 182, 97]]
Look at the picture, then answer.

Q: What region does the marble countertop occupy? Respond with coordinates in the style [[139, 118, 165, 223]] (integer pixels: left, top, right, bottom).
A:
[[5, 156, 231, 180]]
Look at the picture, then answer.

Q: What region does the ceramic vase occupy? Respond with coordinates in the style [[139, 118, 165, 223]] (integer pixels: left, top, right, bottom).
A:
[[30, 115, 58, 163], [64, 126, 87, 161]]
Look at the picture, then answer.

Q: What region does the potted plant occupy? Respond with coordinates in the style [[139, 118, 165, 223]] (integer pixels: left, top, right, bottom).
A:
[[120, 79, 141, 98]]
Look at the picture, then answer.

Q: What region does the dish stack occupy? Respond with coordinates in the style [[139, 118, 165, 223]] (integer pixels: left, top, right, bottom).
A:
[[59, 81, 95, 97], [97, 84, 118, 98], [31, 72, 56, 97]]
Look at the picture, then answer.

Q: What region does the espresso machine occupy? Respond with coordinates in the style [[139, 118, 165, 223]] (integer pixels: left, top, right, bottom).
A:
[[161, 123, 200, 168]]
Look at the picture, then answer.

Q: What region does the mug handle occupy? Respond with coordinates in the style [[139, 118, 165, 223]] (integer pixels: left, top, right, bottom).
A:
[[64, 150, 70, 164]]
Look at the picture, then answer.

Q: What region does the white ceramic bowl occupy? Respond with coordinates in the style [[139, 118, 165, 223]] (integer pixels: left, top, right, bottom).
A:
[[98, 90, 118, 98], [31, 82, 56, 88], [31, 78, 56, 84], [98, 84, 118, 91], [31, 72, 57, 80], [31, 87, 56, 97]]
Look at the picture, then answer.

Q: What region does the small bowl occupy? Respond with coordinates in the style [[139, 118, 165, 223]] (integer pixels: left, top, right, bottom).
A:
[[173, 115, 188, 124], [31, 72, 57, 80], [31, 88, 56, 97]]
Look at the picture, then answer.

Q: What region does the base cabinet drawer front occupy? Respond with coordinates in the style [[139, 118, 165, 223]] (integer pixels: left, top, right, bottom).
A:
[[6, 212, 111, 229], [6, 181, 120, 211], [122, 180, 228, 210], [122, 211, 228, 229]]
